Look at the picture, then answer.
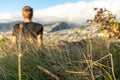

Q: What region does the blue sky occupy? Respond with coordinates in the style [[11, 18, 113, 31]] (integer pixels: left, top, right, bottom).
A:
[[0, 0, 120, 24], [0, 0, 92, 12]]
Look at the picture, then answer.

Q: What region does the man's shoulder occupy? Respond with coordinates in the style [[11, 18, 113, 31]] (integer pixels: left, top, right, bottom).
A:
[[32, 22, 43, 27], [13, 22, 23, 28]]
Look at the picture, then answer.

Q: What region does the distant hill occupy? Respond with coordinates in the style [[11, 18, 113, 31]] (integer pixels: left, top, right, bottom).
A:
[[0, 21, 79, 32], [0, 21, 21, 32], [44, 22, 78, 32]]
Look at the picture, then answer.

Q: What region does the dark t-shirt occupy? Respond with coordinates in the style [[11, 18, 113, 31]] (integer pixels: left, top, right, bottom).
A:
[[12, 22, 43, 40]]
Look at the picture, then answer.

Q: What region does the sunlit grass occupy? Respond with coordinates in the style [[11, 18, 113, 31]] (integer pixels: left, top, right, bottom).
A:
[[0, 36, 120, 80]]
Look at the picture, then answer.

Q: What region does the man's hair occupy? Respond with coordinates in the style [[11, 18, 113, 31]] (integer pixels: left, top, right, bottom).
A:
[[22, 6, 33, 19]]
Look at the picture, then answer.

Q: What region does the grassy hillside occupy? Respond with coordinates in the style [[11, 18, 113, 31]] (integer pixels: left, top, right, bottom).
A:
[[0, 36, 120, 80]]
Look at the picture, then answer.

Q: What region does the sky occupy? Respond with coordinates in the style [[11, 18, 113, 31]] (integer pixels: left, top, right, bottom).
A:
[[0, 0, 82, 12], [0, 0, 120, 24]]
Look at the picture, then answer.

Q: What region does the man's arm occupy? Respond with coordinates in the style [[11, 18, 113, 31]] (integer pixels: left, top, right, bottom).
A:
[[9, 36, 17, 49], [9, 24, 18, 49], [37, 34, 43, 47]]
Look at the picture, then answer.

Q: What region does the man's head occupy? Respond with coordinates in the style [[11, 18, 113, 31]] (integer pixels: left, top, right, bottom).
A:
[[22, 6, 33, 19]]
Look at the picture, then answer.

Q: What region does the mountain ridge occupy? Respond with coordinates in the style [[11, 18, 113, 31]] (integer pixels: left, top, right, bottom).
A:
[[0, 21, 79, 32]]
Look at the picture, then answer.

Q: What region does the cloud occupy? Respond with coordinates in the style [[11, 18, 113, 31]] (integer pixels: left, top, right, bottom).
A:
[[34, 1, 95, 24], [0, 12, 22, 23], [0, 0, 120, 25]]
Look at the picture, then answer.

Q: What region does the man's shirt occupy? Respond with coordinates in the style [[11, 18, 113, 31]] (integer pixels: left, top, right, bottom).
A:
[[12, 22, 43, 42]]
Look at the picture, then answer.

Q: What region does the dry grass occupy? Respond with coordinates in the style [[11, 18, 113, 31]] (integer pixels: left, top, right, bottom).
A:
[[0, 36, 120, 80]]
